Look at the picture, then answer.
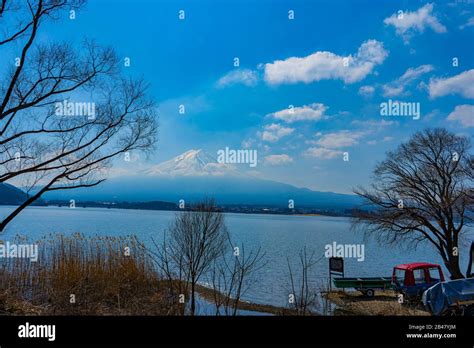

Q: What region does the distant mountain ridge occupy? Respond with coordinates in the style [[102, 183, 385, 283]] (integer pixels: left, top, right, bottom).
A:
[[44, 149, 363, 210], [0, 183, 28, 205]]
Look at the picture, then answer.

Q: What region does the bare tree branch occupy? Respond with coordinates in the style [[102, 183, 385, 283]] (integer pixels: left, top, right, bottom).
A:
[[352, 128, 473, 279], [0, 0, 158, 232]]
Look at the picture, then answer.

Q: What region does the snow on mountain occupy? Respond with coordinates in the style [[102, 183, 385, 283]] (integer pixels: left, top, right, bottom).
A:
[[143, 149, 243, 177], [44, 149, 363, 209]]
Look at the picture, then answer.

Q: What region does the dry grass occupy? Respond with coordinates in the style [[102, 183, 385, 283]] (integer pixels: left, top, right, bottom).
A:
[[0, 233, 182, 315], [325, 290, 430, 316]]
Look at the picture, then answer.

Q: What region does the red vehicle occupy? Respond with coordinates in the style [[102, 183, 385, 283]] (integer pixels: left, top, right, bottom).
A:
[[392, 262, 445, 298]]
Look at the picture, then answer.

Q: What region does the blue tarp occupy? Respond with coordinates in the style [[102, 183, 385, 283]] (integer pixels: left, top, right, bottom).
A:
[[422, 278, 474, 315]]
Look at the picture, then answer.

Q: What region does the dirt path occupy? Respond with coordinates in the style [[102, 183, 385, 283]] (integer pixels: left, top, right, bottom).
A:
[[324, 290, 430, 315]]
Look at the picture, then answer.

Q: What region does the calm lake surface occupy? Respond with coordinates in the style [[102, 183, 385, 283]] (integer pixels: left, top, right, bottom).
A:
[[1, 206, 472, 309]]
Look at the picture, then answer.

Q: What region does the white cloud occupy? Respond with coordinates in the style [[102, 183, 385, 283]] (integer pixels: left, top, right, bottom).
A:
[[384, 3, 447, 43], [304, 130, 373, 159], [383, 136, 394, 142], [260, 123, 294, 142], [268, 103, 328, 123], [264, 154, 294, 165], [216, 69, 258, 88], [396, 64, 434, 83], [316, 130, 364, 148], [428, 69, 474, 99], [359, 85, 375, 97], [382, 64, 434, 97], [460, 17, 474, 29], [351, 119, 397, 129], [303, 147, 343, 159], [158, 95, 211, 115], [382, 85, 405, 97], [447, 105, 474, 127], [423, 109, 441, 122], [264, 40, 388, 85], [448, 0, 474, 6], [241, 138, 255, 149], [101, 166, 139, 178]]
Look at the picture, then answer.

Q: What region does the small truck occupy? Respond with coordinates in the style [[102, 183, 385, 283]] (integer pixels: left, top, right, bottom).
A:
[[333, 262, 444, 298], [391, 262, 445, 299]]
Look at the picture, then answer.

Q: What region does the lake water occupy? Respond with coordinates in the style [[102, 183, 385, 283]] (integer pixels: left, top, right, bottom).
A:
[[0, 206, 472, 310]]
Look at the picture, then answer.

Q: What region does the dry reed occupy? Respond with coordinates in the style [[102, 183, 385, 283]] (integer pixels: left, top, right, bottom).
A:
[[0, 233, 182, 315]]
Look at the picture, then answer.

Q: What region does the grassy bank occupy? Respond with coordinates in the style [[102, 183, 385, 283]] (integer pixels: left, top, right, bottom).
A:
[[0, 233, 294, 316], [0, 234, 181, 315]]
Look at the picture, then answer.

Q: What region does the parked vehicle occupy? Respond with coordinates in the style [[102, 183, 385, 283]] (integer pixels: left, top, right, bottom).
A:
[[391, 262, 444, 299], [422, 278, 474, 316], [333, 242, 474, 313], [332, 277, 392, 297], [332, 262, 444, 298], [422, 241, 474, 316]]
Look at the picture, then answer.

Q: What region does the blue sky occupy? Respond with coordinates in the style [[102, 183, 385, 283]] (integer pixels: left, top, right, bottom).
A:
[[35, 0, 474, 193]]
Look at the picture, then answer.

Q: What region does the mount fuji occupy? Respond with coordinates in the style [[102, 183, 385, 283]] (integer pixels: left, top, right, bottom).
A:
[[142, 149, 243, 177], [44, 149, 362, 209]]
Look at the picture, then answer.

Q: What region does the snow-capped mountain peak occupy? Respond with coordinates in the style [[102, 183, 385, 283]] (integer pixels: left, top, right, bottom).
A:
[[143, 149, 242, 177]]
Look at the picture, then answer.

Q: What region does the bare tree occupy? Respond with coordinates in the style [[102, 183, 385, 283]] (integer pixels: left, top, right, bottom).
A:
[[209, 237, 266, 316], [353, 128, 473, 279], [286, 247, 322, 315], [155, 199, 227, 315], [150, 205, 265, 316], [0, 1, 158, 231], [149, 235, 189, 316]]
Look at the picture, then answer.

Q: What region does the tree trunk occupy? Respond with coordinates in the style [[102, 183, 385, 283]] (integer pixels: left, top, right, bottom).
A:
[[445, 236, 465, 280], [190, 279, 196, 316], [445, 254, 464, 279]]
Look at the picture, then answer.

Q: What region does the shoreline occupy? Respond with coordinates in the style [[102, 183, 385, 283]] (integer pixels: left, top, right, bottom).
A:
[[194, 284, 304, 316], [0, 203, 355, 219]]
